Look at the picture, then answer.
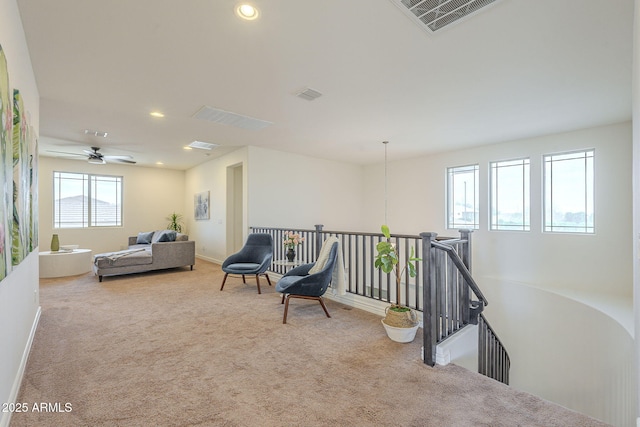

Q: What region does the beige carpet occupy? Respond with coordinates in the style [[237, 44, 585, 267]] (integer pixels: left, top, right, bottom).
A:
[[11, 259, 609, 427]]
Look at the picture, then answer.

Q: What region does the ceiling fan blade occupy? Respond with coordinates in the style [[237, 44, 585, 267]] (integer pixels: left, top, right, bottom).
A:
[[83, 149, 98, 156], [103, 155, 134, 160], [107, 158, 137, 164], [46, 150, 86, 157]]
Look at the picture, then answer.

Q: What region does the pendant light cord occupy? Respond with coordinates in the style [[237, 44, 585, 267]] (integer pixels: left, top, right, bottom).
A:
[[383, 141, 388, 225]]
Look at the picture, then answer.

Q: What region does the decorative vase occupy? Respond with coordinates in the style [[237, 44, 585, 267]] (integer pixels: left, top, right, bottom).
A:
[[382, 306, 419, 343], [286, 248, 295, 262], [50, 234, 60, 252]]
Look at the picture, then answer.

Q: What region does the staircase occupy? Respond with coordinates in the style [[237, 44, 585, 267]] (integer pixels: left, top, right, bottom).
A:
[[421, 231, 510, 385]]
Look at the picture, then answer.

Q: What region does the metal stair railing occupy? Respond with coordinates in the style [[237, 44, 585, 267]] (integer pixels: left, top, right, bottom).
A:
[[251, 225, 510, 384], [421, 231, 510, 384]]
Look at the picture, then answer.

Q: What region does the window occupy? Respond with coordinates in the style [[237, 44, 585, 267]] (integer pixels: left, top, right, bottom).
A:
[[447, 164, 479, 229], [543, 150, 594, 233], [490, 158, 530, 231], [53, 171, 123, 228]]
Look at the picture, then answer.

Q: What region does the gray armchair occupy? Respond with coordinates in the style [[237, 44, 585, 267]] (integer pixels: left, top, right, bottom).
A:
[[275, 241, 339, 324], [220, 233, 273, 294]]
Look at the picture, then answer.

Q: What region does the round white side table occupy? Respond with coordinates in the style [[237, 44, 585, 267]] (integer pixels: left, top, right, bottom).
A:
[[39, 249, 93, 278]]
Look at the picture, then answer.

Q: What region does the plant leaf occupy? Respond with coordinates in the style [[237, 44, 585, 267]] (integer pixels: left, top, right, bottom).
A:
[[381, 224, 390, 239], [407, 263, 417, 277]]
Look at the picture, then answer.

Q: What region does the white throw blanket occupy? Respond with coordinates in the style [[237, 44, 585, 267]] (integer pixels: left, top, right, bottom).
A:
[[94, 248, 147, 265], [309, 236, 346, 296]]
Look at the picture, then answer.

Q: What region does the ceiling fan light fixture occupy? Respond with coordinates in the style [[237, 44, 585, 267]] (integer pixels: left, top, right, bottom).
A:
[[88, 157, 105, 165]]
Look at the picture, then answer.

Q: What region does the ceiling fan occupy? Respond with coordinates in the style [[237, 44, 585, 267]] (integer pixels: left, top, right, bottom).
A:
[[47, 146, 136, 165]]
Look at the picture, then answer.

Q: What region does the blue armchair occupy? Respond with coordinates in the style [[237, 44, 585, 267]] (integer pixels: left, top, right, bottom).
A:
[[275, 241, 339, 324], [220, 233, 273, 294]]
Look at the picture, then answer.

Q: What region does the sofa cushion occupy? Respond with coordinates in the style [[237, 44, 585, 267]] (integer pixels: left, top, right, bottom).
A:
[[94, 249, 153, 268], [151, 230, 177, 243], [176, 233, 188, 241], [128, 244, 151, 250], [136, 231, 154, 244]]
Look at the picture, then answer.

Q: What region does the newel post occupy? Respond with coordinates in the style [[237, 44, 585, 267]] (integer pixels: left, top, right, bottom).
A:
[[420, 232, 437, 367], [314, 224, 324, 258], [459, 229, 472, 272]]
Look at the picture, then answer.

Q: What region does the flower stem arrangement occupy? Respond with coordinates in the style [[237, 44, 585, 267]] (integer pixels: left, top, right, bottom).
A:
[[375, 225, 422, 341], [283, 231, 304, 249], [283, 231, 304, 261]]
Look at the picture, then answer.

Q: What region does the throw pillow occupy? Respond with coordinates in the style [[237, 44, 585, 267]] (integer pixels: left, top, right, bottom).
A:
[[157, 230, 177, 242], [136, 231, 154, 244]]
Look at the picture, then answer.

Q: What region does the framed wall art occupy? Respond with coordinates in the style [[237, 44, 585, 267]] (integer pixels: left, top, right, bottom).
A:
[[194, 191, 210, 221]]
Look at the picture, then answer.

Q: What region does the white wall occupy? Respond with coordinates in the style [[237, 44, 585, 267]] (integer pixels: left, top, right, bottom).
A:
[[0, 1, 40, 426], [184, 146, 364, 263], [363, 122, 633, 299], [184, 147, 248, 263], [38, 157, 186, 254], [361, 122, 634, 425], [484, 280, 634, 426], [632, 1, 640, 424], [246, 146, 364, 231]]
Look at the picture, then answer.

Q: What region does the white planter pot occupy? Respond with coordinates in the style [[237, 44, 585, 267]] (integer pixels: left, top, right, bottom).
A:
[[381, 319, 419, 343]]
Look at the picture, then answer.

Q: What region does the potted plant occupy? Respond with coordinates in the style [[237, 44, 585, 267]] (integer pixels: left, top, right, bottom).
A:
[[375, 225, 421, 343], [166, 212, 184, 233]]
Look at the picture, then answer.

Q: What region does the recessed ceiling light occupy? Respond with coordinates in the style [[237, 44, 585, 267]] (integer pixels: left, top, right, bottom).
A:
[[156, 161, 164, 166], [150, 111, 165, 118], [183, 146, 193, 151], [236, 4, 259, 20]]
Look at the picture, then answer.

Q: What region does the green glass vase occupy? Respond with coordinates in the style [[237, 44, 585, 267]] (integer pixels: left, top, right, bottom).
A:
[[50, 234, 59, 252]]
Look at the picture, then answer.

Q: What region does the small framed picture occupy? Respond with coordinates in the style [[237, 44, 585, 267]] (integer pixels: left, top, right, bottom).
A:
[[194, 191, 210, 220]]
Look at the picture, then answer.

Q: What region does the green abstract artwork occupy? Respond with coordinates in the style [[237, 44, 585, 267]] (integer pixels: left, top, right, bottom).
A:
[[0, 43, 38, 281], [0, 45, 10, 280]]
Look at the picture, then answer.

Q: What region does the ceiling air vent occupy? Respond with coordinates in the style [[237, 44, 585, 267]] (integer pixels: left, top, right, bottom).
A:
[[296, 87, 323, 101], [192, 105, 272, 131], [188, 141, 219, 150], [389, 0, 504, 34]]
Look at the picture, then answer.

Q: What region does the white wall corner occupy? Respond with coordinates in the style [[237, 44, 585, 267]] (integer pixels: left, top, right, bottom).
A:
[[420, 345, 451, 365], [435, 346, 451, 365], [434, 324, 479, 371]]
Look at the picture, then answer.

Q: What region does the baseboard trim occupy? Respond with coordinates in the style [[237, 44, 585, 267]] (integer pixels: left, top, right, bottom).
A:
[[1, 306, 41, 427], [195, 254, 222, 265]]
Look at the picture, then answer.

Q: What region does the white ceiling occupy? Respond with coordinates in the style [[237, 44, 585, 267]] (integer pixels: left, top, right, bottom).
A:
[[17, 0, 634, 170]]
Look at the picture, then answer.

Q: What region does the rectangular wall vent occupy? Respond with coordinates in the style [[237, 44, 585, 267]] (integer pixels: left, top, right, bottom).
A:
[[389, 0, 504, 34], [192, 106, 273, 131]]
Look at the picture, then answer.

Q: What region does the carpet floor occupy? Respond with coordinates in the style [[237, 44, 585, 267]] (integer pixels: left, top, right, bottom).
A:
[[11, 259, 609, 426]]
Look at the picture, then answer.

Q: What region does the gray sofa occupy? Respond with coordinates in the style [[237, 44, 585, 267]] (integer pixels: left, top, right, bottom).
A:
[[93, 230, 195, 282]]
